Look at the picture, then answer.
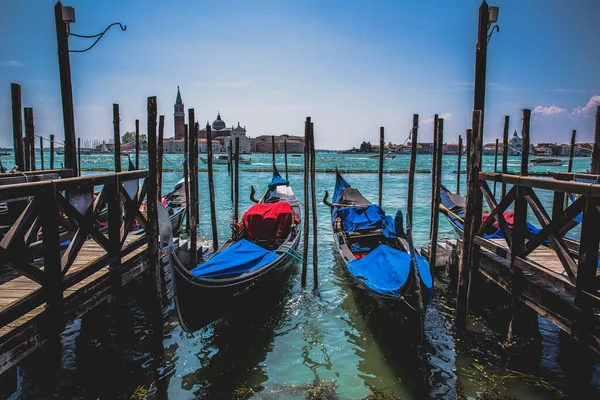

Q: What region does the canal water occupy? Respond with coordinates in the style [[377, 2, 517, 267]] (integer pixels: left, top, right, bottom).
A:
[[6, 152, 600, 399]]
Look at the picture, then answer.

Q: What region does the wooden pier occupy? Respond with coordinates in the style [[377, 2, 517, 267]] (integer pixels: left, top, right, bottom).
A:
[[433, 105, 600, 352], [0, 167, 170, 379]]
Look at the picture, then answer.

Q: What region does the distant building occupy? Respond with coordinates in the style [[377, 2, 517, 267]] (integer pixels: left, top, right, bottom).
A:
[[199, 113, 252, 154], [508, 130, 522, 156], [252, 134, 304, 153]]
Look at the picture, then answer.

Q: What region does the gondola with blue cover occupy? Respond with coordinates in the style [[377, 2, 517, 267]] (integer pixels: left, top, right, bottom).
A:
[[324, 170, 432, 341], [172, 166, 302, 331]]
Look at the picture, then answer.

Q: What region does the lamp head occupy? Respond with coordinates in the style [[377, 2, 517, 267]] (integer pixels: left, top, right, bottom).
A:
[[488, 6, 499, 24], [62, 6, 75, 23]]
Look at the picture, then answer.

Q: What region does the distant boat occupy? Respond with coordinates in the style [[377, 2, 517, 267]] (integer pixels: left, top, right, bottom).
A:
[[0, 152, 10, 156], [291, 154, 302, 157], [369, 153, 396, 160], [200, 155, 251, 165], [530, 157, 564, 167]]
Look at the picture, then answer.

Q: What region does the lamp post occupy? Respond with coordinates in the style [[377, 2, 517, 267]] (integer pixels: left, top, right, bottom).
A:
[[473, 1, 499, 166], [54, 1, 77, 175], [53, 1, 126, 177]]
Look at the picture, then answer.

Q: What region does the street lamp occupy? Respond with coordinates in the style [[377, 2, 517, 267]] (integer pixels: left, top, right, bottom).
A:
[[54, 1, 126, 176], [473, 1, 500, 165]]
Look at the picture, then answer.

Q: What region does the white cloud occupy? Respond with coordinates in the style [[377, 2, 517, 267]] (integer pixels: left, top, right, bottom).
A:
[[532, 105, 566, 116], [421, 112, 452, 125], [0, 60, 23, 67], [571, 95, 600, 118]]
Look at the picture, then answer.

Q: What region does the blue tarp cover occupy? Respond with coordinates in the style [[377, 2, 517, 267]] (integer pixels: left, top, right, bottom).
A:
[[333, 204, 398, 238], [190, 239, 279, 278], [269, 172, 289, 191], [348, 245, 432, 297]]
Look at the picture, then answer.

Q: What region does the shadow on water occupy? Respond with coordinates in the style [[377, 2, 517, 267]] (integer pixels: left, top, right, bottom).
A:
[[175, 266, 299, 399]]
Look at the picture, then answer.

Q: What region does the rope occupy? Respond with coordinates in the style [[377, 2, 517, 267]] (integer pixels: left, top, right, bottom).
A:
[[276, 246, 306, 264]]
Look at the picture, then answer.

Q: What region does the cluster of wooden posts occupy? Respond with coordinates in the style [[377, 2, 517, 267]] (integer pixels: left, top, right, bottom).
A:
[[426, 106, 600, 350]]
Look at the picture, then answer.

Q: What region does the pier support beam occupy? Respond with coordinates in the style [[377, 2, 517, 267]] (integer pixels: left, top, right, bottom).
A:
[[11, 83, 25, 171]]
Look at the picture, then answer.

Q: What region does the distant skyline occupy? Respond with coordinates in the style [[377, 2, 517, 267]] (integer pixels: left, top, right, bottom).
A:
[[1, 0, 599, 149]]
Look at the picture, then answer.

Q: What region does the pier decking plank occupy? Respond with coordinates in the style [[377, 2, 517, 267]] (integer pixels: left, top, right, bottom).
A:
[[0, 234, 150, 374]]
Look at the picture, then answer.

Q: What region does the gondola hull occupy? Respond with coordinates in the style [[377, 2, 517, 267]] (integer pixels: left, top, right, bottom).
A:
[[172, 230, 300, 331], [172, 175, 301, 331], [328, 170, 430, 341]]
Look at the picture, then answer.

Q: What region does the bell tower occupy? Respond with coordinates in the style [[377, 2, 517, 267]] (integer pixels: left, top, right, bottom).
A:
[[174, 86, 185, 139]]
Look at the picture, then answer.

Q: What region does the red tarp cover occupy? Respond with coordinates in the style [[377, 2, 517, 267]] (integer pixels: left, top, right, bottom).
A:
[[242, 202, 294, 240], [481, 211, 515, 230]]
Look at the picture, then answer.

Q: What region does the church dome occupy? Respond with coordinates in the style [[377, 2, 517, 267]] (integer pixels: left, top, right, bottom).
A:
[[212, 113, 226, 130]]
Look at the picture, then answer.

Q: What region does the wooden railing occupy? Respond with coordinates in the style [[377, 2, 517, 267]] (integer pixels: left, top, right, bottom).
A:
[[0, 170, 151, 331], [475, 171, 600, 338]]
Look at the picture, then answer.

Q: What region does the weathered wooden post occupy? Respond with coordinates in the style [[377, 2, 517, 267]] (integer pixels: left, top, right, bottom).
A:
[[113, 104, 121, 173], [567, 130, 576, 173], [234, 137, 240, 224], [456, 110, 483, 331], [272, 135, 276, 168], [157, 115, 165, 194], [507, 108, 540, 342], [430, 114, 439, 219], [206, 124, 218, 252], [407, 115, 419, 225], [430, 118, 443, 269], [108, 173, 123, 307], [301, 117, 311, 287], [284, 139, 289, 180], [501, 116, 509, 199], [183, 123, 191, 235], [24, 107, 35, 171], [40, 136, 44, 170], [146, 96, 162, 298], [54, 1, 77, 176], [135, 119, 140, 170], [50, 134, 55, 169], [189, 110, 199, 264], [457, 135, 463, 193], [11, 83, 25, 171], [310, 121, 318, 289], [493, 138, 499, 197], [77, 137, 81, 176], [591, 106, 600, 174], [228, 139, 232, 176], [378, 127, 384, 208], [229, 139, 234, 203]]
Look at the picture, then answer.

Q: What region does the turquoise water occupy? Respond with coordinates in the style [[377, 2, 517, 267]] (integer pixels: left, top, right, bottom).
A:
[[7, 152, 599, 399]]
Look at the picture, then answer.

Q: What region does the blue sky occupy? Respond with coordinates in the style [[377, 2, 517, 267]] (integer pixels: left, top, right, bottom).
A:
[[1, 0, 599, 149]]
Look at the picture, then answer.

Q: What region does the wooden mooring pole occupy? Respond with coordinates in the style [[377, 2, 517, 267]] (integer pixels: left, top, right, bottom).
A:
[[135, 119, 140, 170], [284, 139, 289, 180], [77, 137, 81, 176], [146, 96, 162, 299], [11, 83, 25, 171], [183, 123, 191, 236], [591, 106, 600, 174], [158, 115, 165, 194], [207, 124, 218, 252], [430, 118, 443, 269], [301, 117, 311, 287], [456, 135, 462, 194], [507, 108, 540, 342], [378, 127, 384, 208], [430, 114, 439, 219], [493, 138, 499, 198], [229, 139, 234, 203], [113, 104, 121, 173], [234, 137, 240, 224], [189, 110, 199, 264], [564, 130, 577, 209], [50, 134, 55, 169], [310, 121, 318, 289], [39, 136, 44, 170], [407, 115, 419, 225], [501, 116, 509, 199], [456, 110, 483, 331], [24, 107, 35, 171], [272, 135, 276, 168]]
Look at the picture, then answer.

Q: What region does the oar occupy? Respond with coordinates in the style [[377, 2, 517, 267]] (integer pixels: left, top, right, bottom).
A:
[[438, 203, 464, 223]]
